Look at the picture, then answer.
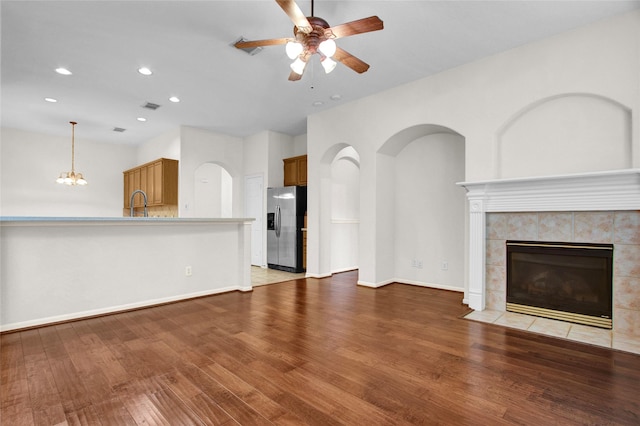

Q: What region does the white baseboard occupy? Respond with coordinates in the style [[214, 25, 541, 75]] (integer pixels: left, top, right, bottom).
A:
[[331, 266, 358, 274], [305, 272, 332, 279], [0, 285, 240, 332], [357, 278, 463, 293], [357, 279, 396, 288], [394, 279, 464, 293]]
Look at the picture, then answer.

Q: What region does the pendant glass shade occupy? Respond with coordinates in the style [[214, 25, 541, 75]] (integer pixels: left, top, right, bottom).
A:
[[321, 57, 337, 74], [285, 41, 303, 60], [290, 57, 307, 75], [56, 121, 87, 186], [318, 39, 336, 57], [57, 171, 87, 186]]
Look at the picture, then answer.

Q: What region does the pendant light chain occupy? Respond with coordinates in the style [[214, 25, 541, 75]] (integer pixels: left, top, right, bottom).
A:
[[70, 121, 76, 174]]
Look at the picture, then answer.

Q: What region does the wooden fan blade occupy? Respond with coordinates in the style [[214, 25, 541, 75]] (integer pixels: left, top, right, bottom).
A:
[[333, 47, 370, 74], [235, 38, 290, 49], [288, 70, 303, 81], [276, 0, 312, 33], [329, 16, 383, 39]]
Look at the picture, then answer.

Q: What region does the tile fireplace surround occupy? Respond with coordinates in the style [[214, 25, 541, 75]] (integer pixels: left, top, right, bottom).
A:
[[458, 169, 640, 341]]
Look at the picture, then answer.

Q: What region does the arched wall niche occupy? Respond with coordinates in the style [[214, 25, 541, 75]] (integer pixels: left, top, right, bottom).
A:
[[378, 124, 463, 157], [373, 124, 466, 290], [194, 161, 234, 218], [497, 93, 632, 179], [317, 143, 362, 275], [330, 146, 361, 273]]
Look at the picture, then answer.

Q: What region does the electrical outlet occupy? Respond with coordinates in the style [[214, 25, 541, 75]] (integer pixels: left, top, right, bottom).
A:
[[441, 261, 448, 271], [185, 266, 192, 276]]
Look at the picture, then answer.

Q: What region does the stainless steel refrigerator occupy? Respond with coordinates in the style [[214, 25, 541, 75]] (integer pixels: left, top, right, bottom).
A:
[[267, 186, 307, 272]]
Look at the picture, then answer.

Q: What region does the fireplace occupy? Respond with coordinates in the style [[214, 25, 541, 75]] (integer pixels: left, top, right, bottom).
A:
[[506, 240, 613, 328]]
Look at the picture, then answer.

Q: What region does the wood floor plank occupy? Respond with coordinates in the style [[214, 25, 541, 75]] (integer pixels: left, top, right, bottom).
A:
[[175, 362, 273, 425], [202, 361, 298, 423], [159, 370, 238, 425], [2, 271, 639, 424]]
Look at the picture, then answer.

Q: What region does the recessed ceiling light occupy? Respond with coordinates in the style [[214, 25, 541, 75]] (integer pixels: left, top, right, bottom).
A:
[[44, 97, 58, 103], [55, 67, 72, 75], [137, 117, 147, 122], [330, 94, 342, 101], [312, 101, 324, 107], [138, 67, 153, 76], [168, 96, 180, 103]]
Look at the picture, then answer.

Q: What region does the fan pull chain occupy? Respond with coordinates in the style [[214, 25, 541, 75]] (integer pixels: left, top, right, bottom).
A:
[[309, 57, 316, 90]]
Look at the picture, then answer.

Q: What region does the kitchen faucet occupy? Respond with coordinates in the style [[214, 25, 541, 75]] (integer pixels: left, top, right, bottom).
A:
[[130, 190, 148, 217]]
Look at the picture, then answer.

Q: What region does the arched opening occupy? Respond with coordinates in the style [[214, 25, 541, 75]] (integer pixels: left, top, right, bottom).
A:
[[375, 124, 466, 292], [330, 146, 360, 273], [194, 162, 233, 218]]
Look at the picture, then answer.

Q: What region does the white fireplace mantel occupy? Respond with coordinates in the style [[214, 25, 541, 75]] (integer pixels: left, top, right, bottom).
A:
[[457, 169, 640, 311]]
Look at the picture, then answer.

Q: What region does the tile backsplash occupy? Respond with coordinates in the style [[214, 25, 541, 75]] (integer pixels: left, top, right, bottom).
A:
[[486, 210, 640, 337], [123, 205, 178, 218]]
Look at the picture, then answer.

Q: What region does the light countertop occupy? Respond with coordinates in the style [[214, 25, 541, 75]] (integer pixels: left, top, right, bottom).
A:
[[0, 217, 255, 226]]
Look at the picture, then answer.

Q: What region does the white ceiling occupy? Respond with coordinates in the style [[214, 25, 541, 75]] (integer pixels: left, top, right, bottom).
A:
[[2, 0, 639, 145]]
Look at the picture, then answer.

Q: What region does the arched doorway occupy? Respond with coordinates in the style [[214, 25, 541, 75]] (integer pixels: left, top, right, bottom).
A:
[[194, 162, 232, 218]]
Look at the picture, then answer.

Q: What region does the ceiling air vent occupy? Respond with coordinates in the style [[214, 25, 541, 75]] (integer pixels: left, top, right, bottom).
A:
[[113, 127, 126, 132], [142, 102, 161, 110]]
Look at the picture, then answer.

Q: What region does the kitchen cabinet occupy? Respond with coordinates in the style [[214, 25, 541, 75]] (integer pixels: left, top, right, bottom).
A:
[[124, 158, 178, 209], [283, 155, 307, 186]]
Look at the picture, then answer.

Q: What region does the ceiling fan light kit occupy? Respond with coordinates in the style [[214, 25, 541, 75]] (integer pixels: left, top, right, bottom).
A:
[[235, 0, 383, 81]]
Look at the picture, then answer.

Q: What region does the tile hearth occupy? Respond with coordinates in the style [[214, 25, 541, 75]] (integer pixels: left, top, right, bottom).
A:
[[465, 309, 640, 355]]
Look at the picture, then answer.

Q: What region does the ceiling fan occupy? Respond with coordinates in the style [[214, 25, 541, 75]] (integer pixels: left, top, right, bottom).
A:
[[234, 0, 383, 81]]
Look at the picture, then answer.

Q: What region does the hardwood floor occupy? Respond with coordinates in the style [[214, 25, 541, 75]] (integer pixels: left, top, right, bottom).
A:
[[2, 271, 639, 425]]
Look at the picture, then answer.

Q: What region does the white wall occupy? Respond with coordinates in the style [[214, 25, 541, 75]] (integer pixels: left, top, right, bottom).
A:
[[244, 131, 270, 178], [179, 126, 243, 218], [136, 128, 180, 165], [267, 131, 295, 188], [0, 127, 136, 217], [499, 94, 632, 178], [306, 10, 640, 293], [1, 219, 252, 331], [393, 133, 466, 290], [293, 133, 308, 156]]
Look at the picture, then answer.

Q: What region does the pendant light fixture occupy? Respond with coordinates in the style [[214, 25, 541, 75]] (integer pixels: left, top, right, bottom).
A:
[[56, 121, 87, 186]]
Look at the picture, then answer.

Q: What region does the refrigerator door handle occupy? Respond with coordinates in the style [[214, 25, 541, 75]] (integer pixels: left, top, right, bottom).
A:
[[275, 205, 281, 237]]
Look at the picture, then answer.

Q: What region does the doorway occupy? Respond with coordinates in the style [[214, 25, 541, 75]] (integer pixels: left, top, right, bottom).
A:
[[194, 163, 232, 217]]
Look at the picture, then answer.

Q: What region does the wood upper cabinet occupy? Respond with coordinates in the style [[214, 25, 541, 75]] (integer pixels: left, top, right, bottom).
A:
[[283, 155, 307, 186], [124, 158, 178, 208]]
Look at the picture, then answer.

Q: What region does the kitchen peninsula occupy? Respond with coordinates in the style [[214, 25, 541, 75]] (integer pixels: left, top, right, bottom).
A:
[[0, 217, 253, 332]]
